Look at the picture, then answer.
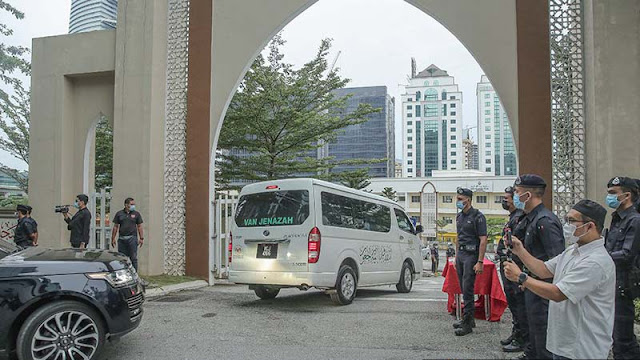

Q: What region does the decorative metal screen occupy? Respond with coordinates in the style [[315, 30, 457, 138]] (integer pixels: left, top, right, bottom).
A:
[[421, 192, 437, 239], [549, 0, 586, 219], [163, 0, 190, 275]]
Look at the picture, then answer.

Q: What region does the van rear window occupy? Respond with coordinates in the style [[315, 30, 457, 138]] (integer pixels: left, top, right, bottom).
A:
[[235, 190, 310, 227]]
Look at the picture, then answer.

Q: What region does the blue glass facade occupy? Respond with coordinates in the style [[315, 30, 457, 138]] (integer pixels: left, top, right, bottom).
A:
[[69, 0, 118, 34], [329, 86, 395, 178]]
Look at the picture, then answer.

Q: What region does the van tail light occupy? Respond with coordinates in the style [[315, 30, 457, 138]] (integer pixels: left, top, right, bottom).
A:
[[308, 227, 321, 264], [228, 232, 233, 264]]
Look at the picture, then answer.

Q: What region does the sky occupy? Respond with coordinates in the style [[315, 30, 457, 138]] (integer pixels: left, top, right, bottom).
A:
[[1, 0, 485, 168]]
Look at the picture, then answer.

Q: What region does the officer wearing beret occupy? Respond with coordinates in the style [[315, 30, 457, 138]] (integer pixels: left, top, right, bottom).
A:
[[511, 174, 564, 359], [453, 187, 488, 336], [14, 204, 37, 248], [604, 176, 640, 359], [497, 186, 527, 353]]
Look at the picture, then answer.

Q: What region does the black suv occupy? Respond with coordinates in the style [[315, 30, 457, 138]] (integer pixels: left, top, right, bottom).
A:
[[0, 242, 144, 360]]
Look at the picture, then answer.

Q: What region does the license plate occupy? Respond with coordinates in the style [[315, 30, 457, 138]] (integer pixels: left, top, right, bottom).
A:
[[257, 244, 278, 259]]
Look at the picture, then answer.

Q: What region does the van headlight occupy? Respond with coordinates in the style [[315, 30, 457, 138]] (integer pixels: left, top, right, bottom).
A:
[[86, 269, 136, 288]]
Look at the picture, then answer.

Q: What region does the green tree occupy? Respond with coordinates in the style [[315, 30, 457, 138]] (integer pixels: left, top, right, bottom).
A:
[[94, 116, 113, 190], [435, 218, 449, 243], [486, 217, 506, 244], [337, 168, 371, 190], [0, 1, 30, 193], [381, 187, 396, 201], [216, 35, 379, 188]]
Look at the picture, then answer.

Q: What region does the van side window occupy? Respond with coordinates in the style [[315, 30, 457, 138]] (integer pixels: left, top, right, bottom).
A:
[[394, 209, 415, 234], [321, 192, 391, 233]]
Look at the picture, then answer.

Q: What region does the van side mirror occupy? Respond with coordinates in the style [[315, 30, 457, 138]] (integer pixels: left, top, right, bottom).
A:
[[415, 225, 424, 234]]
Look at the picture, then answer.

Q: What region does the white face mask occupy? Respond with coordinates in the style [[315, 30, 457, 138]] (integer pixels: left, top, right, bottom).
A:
[[563, 222, 589, 245]]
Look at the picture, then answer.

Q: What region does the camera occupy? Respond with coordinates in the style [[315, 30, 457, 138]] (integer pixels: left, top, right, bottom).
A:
[[55, 205, 70, 214]]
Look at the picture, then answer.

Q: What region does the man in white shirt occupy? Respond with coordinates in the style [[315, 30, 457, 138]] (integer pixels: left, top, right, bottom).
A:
[[504, 199, 615, 359]]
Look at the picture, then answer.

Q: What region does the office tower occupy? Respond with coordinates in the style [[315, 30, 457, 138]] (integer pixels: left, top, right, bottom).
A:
[[69, 0, 118, 34]]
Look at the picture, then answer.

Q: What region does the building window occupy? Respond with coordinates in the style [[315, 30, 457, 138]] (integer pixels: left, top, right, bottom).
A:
[[451, 144, 457, 148], [408, 169, 413, 173], [484, 93, 490, 99], [408, 137, 412, 141], [485, 167, 491, 172], [485, 151, 491, 156], [407, 105, 413, 110], [407, 113, 413, 118], [449, 96, 456, 100], [485, 126, 491, 131], [415, 105, 421, 117], [485, 110, 491, 115], [451, 159, 457, 164], [495, 196, 504, 204], [425, 88, 438, 101], [450, 112, 456, 116], [415, 91, 421, 101], [450, 127, 456, 132], [451, 152, 456, 156], [407, 121, 413, 125], [485, 134, 491, 139], [485, 143, 492, 148], [442, 195, 453, 203], [408, 98, 413, 102], [485, 102, 491, 106], [411, 196, 421, 203], [485, 159, 492, 164], [450, 103, 457, 108], [407, 160, 413, 164], [485, 118, 491, 124], [450, 135, 456, 140], [408, 152, 413, 157], [408, 129, 413, 134], [450, 119, 456, 124], [407, 144, 413, 149], [425, 104, 438, 117], [444, 217, 453, 224], [477, 196, 487, 204], [398, 196, 406, 202]]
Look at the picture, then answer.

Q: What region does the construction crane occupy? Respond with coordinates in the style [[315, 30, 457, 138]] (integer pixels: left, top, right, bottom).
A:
[[329, 50, 342, 73]]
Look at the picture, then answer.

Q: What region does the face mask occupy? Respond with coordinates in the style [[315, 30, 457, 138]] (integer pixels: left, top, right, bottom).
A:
[[456, 201, 465, 210], [513, 192, 529, 210], [129, 205, 136, 212], [74, 201, 80, 209], [606, 194, 624, 209], [563, 222, 588, 245], [501, 200, 510, 211]]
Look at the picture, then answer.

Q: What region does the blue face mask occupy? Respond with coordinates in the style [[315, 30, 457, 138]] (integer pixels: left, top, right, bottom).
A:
[[129, 205, 136, 212], [606, 194, 624, 209], [74, 201, 80, 209], [456, 201, 465, 210], [513, 192, 529, 210]]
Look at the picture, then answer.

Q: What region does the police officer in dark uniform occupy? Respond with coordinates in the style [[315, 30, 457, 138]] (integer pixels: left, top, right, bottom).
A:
[[496, 186, 527, 353], [111, 197, 145, 271], [430, 242, 440, 274], [25, 205, 38, 247], [511, 174, 564, 360], [453, 187, 488, 336], [14, 204, 36, 248], [604, 176, 640, 359]]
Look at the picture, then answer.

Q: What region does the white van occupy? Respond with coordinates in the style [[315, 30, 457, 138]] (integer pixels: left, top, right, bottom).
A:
[[228, 178, 424, 305]]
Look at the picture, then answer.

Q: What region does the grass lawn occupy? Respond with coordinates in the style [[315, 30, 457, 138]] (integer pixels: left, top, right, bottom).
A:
[[140, 274, 202, 289]]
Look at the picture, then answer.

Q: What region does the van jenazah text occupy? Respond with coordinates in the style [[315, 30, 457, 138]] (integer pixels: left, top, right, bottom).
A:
[[243, 217, 295, 226]]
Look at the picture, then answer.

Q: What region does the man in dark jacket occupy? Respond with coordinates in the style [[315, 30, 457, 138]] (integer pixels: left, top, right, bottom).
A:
[[62, 194, 91, 248]]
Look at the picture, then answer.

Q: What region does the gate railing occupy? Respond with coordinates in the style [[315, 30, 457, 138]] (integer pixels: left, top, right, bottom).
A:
[[211, 192, 239, 279], [88, 189, 112, 250]]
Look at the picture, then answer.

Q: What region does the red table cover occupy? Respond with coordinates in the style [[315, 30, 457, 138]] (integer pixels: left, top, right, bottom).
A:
[[441, 258, 508, 322]]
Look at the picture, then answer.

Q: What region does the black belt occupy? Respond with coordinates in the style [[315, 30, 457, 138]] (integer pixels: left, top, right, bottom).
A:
[[459, 244, 478, 252]]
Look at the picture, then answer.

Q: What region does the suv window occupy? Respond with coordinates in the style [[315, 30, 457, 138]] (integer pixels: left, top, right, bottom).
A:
[[321, 192, 391, 233], [394, 209, 415, 234], [235, 190, 309, 227]]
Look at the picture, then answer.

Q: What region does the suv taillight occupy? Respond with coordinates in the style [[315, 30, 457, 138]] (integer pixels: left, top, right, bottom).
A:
[[228, 232, 233, 264], [308, 227, 321, 264]]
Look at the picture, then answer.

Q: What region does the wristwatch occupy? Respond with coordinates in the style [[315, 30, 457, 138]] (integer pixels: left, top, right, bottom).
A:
[[518, 272, 529, 285]]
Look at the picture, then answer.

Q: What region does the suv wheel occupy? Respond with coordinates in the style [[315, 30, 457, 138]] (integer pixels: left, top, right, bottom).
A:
[[17, 300, 105, 360], [396, 261, 414, 293], [254, 286, 280, 300], [331, 265, 357, 305]]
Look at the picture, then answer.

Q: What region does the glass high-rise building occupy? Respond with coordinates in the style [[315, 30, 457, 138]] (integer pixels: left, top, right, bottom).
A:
[[401, 62, 464, 177], [476, 75, 517, 176], [69, 0, 118, 34], [329, 86, 395, 178]]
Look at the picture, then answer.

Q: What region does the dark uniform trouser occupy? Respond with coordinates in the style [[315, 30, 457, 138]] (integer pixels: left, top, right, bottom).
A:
[[613, 290, 640, 359], [524, 289, 552, 359], [456, 250, 477, 318], [432, 256, 439, 273], [118, 236, 139, 271], [499, 264, 529, 344]]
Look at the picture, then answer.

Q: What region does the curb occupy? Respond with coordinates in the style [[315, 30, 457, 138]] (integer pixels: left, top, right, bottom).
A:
[[145, 280, 209, 298]]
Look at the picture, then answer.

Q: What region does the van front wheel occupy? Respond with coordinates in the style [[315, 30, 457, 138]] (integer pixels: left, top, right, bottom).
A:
[[254, 286, 280, 300], [396, 261, 414, 293], [331, 265, 357, 305]]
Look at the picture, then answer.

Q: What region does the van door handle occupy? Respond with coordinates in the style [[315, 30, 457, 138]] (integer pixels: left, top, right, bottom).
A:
[[244, 238, 291, 244]]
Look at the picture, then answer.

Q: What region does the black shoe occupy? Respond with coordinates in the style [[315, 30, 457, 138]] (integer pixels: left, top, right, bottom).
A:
[[500, 333, 515, 346], [454, 316, 474, 336], [453, 317, 476, 329], [502, 339, 524, 353]]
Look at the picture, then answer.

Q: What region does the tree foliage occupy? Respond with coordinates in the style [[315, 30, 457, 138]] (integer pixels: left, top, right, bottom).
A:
[[0, 1, 30, 192], [486, 217, 506, 243], [216, 35, 380, 188], [337, 168, 371, 190], [95, 116, 113, 190], [381, 187, 396, 201]]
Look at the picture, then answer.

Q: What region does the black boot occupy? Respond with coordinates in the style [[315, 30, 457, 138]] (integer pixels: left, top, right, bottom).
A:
[[500, 332, 515, 346], [454, 315, 474, 336], [502, 339, 524, 353], [453, 316, 476, 329]]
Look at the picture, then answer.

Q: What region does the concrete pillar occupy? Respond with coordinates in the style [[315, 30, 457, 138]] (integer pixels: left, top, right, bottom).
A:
[[112, 0, 168, 276], [185, 0, 212, 279], [515, 0, 552, 206], [584, 0, 640, 201]]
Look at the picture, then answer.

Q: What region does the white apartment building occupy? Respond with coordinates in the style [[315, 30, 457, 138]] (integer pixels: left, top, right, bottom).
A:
[[476, 75, 518, 176], [401, 62, 464, 178]]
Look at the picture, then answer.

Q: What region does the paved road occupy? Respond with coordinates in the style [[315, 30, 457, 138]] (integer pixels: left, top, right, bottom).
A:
[[100, 266, 515, 360]]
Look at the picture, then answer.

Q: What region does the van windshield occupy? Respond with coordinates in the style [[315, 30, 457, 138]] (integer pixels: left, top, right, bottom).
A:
[[235, 190, 310, 227]]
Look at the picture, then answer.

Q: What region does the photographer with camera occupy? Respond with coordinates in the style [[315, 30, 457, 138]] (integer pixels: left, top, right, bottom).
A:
[[61, 194, 91, 249], [496, 186, 526, 353]]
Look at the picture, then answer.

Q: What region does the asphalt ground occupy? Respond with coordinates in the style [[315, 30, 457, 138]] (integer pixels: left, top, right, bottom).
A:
[[100, 257, 518, 360]]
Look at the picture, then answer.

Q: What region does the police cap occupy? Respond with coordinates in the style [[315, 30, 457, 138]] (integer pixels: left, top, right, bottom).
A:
[[16, 204, 28, 213], [607, 176, 639, 190], [572, 199, 607, 230], [504, 186, 515, 195], [457, 187, 473, 198], [514, 174, 547, 188]]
